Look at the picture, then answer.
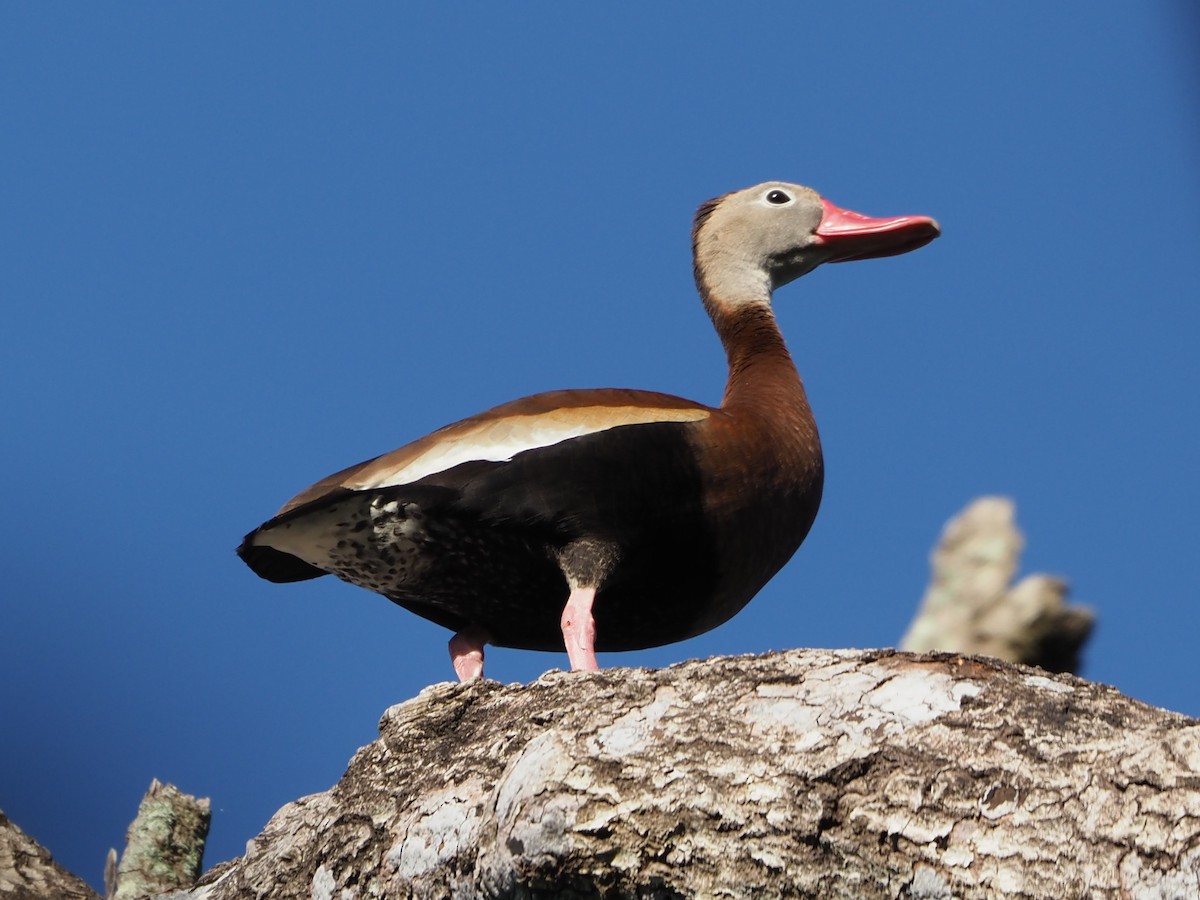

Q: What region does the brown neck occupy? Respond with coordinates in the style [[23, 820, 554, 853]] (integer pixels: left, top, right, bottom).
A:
[[707, 298, 808, 413]]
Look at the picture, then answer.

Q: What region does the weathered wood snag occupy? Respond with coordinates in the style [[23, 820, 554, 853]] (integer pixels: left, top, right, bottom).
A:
[[902, 497, 1095, 673], [177, 649, 1200, 899], [107, 779, 210, 900]]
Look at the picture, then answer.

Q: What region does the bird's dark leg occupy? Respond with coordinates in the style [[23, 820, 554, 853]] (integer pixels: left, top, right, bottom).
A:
[[560, 586, 599, 671], [448, 625, 490, 681]]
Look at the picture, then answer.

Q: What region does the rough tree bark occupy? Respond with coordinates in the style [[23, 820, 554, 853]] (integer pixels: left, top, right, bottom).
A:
[[173, 649, 1199, 899], [901, 497, 1095, 673], [0, 808, 101, 900]]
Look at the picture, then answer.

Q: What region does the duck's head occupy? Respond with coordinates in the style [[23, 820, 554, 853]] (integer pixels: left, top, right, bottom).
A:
[[692, 181, 940, 305]]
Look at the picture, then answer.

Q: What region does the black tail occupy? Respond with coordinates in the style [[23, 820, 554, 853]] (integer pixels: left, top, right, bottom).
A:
[[237, 536, 327, 583]]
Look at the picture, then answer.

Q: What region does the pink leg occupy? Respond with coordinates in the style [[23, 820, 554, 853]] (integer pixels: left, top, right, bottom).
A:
[[560, 586, 600, 672], [448, 626, 490, 682]]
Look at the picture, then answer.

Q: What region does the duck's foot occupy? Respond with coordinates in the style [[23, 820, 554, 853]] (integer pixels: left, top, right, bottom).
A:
[[449, 626, 490, 681]]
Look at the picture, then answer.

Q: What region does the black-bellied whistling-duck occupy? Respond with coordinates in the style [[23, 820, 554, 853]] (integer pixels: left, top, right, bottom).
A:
[[238, 182, 938, 681]]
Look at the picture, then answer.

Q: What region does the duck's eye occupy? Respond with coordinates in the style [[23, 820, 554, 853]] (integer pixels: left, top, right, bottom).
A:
[[766, 190, 791, 205]]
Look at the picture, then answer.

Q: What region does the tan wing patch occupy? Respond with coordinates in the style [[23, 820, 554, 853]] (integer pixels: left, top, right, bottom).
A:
[[346, 404, 710, 491]]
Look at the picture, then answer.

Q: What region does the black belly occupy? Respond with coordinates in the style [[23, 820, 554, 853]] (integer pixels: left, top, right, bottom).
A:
[[379, 501, 722, 652]]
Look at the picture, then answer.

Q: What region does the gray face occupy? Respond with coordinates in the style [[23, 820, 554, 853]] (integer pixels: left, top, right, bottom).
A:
[[693, 182, 832, 302]]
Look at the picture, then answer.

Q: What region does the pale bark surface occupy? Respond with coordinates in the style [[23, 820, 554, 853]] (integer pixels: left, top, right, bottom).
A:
[[174, 649, 1200, 899], [901, 497, 1094, 672], [0, 808, 101, 900]]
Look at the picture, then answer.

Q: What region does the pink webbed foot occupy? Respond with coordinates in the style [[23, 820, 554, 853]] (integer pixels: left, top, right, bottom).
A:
[[560, 586, 600, 672], [449, 626, 490, 682]]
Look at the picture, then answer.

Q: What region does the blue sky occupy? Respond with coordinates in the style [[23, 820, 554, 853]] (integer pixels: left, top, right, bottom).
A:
[[3, 4, 1197, 890]]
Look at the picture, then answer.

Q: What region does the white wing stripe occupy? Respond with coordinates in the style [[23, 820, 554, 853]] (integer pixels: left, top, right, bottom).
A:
[[349, 406, 708, 490]]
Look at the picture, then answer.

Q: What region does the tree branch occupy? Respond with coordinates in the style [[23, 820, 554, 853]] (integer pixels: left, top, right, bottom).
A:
[[0, 808, 101, 900], [177, 650, 1200, 899]]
